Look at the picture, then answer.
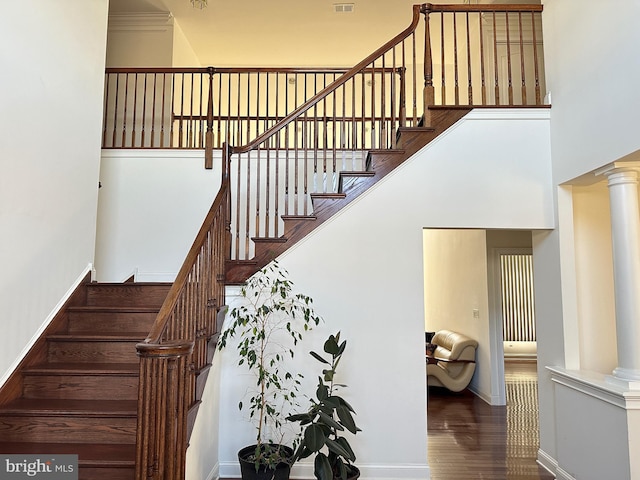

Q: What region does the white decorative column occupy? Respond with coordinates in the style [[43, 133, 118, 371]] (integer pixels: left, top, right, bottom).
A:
[[597, 162, 640, 387]]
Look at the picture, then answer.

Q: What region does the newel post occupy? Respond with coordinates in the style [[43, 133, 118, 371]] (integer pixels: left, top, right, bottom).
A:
[[421, 3, 435, 126], [205, 67, 215, 170]]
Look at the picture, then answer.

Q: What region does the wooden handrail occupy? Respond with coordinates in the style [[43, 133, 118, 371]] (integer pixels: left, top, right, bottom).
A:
[[425, 4, 543, 13], [231, 5, 422, 155]]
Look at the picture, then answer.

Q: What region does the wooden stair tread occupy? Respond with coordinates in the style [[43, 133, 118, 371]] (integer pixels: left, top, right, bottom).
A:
[[0, 398, 137, 416], [47, 333, 148, 341], [24, 362, 139, 375], [340, 171, 376, 177], [368, 148, 406, 153], [252, 237, 288, 244], [68, 306, 161, 313], [310, 193, 347, 199], [281, 215, 317, 220], [0, 442, 135, 464]]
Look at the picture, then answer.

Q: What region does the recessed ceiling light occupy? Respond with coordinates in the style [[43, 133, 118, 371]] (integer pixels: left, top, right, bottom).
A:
[[334, 3, 355, 14]]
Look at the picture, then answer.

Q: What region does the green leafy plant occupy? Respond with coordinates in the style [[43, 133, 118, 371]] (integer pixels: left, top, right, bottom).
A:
[[287, 332, 361, 480], [218, 261, 323, 473]]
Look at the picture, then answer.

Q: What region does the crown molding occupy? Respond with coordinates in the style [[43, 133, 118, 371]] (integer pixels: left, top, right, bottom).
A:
[[108, 12, 174, 32]]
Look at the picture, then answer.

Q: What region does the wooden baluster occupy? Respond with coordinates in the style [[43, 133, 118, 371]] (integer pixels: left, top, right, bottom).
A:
[[236, 73, 242, 146], [466, 13, 472, 105], [381, 55, 387, 149], [274, 73, 280, 236], [216, 73, 222, 148], [245, 74, 250, 154], [390, 51, 397, 148], [505, 12, 513, 105], [205, 68, 214, 170], [284, 74, 290, 217], [150, 74, 157, 148], [370, 63, 376, 148], [160, 73, 167, 147], [361, 73, 366, 150], [440, 13, 446, 105], [422, 4, 434, 126], [189, 73, 195, 148], [453, 12, 459, 105], [400, 42, 407, 128], [122, 73, 129, 147], [141, 74, 148, 147], [178, 73, 185, 148], [102, 73, 109, 148], [350, 78, 358, 151], [131, 73, 138, 148], [479, 11, 487, 105], [198, 73, 204, 149], [314, 76, 319, 193], [518, 12, 527, 105], [492, 11, 499, 104], [412, 31, 418, 124], [531, 12, 541, 105]]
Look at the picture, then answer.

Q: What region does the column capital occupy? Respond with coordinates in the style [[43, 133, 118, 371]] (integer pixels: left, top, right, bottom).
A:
[[595, 161, 640, 178]]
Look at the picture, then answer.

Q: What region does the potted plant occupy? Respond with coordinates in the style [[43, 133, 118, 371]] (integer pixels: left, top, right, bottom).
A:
[[287, 332, 361, 480], [218, 261, 323, 480]]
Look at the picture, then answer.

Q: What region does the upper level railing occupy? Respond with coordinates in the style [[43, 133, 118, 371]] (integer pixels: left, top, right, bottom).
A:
[[103, 66, 404, 168], [101, 4, 545, 163]]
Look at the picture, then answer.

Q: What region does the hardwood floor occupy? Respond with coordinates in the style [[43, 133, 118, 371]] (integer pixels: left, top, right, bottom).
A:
[[427, 361, 554, 480], [221, 361, 553, 479]]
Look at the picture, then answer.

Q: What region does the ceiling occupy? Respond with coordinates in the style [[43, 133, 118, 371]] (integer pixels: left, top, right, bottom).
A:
[[108, 0, 541, 66]]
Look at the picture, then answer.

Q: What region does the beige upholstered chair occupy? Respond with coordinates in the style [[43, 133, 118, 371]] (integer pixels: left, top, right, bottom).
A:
[[427, 330, 478, 392]]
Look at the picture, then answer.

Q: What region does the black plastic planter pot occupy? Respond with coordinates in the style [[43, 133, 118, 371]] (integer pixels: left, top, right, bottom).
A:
[[345, 466, 361, 480], [238, 444, 293, 480]]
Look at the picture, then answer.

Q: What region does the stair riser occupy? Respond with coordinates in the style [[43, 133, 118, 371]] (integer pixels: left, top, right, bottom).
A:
[[67, 311, 157, 334], [0, 417, 136, 444], [80, 467, 134, 480], [23, 376, 139, 401], [86, 285, 170, 308], [48, 342, 140, 364]]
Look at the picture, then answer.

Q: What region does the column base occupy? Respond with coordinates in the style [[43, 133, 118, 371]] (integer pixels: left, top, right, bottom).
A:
[[607, 367, 640, 390]]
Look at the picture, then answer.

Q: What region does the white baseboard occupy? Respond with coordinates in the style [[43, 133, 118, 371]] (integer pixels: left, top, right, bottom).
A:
[[0, 263, 93, 389], [219, 461, 430, 480], [537, 448, 558, 477], [556, 466, 577, 480], [134, 271, 177, 282], [204, 461, 218, 480]]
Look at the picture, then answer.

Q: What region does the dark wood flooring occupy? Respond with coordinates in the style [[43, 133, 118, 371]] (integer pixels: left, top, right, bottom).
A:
[[427, 361, 554, 479], [221, 361, 553, 479]]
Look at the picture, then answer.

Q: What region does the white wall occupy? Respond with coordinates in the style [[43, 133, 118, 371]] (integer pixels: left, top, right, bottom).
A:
[[0, 0, 109, 384], [542, 0, 640, 183], [95, 151, 221, 282], [210, 109, 553, 478], [572, 182, 617, 373], [92, 109, 552, 478]]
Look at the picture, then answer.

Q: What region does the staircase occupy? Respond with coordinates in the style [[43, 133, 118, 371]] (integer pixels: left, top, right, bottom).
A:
[[0, 281, 171, 480], [225, 106, 471, 283]]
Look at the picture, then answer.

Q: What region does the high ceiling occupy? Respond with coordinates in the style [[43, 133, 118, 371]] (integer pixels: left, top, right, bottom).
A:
[[108, 0, 540, 66]]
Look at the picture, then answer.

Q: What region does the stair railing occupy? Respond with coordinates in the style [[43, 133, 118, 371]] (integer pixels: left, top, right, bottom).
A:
[[224, 3, 545, 263], [135, 161, 230, 480], [226, 4, 424, 263]]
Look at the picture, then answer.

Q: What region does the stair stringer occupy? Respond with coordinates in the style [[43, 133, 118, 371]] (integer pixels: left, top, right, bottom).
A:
[[225, 107, 471, 284]]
